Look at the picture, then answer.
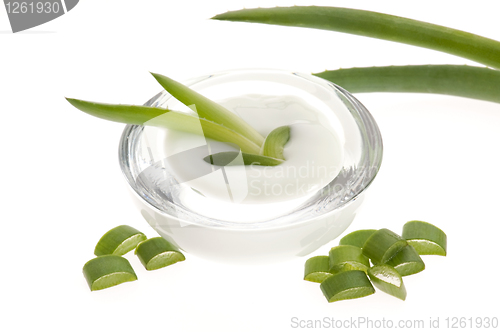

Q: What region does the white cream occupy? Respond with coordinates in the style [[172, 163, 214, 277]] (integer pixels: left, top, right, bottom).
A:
[[154, 94, 344, 207]]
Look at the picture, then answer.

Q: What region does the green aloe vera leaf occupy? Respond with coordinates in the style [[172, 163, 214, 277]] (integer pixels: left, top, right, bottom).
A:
[[386, 245, 425, 277], [94, 225, 147, 256], [212, 7, 500, 69], [304, 256, 332, 283], [82, 255, 137, 291], [260, 125, 290, 160], [314, 65, 500, 104], [65, 98, 261, 154], [151, 72, 264, 146], [320, 270, 375, 303], [362, 229, 408, 264], [135, 237, 185, 271], [402, 221, 447, 256], [203, 151, 284, 166], [367, 264, 407, 301], [329, 245, 370, 274], [339, 229, 377, 248]]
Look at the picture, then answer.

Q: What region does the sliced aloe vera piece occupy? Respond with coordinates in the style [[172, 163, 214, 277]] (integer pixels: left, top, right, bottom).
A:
[[320, 270, 375, 303], [329, 245, 370, 274], [94, 225, 147, 256], [82, 255, 137, 291], [135, 237, 185, 271], [402, 221, 447, 256], [151, 73, 264, 146], [304, 256, 332, 283], [362, 228, 408, 264], [339, 229, 377, 248], [260, 125, 290, 160], [386, 245, 425, 276], [368, 264, 406, 301]]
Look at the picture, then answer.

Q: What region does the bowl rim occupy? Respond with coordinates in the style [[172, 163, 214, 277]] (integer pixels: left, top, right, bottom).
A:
[[118, 68, 383, 230]]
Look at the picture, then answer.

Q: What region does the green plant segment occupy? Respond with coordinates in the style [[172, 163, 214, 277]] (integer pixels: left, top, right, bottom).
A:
[[304, 221, 446, 302], [135, 237, 185, 271], [403, 220, 447, 256], [260, 125, 290, 160], [212, 6, 500, 70], [320, 270, 375, 303], [94, 225, 147, 256], [314, 65, 500, 104], [151, 72, 264, 146], [328, 245, 370, 274], [82, 255, 138, 291], [367, 265, 407, 301], [304, 256, 332, 283]]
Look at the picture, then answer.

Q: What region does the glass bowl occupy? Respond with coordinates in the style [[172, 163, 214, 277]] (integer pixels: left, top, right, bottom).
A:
[[118, 69, 383, 263]]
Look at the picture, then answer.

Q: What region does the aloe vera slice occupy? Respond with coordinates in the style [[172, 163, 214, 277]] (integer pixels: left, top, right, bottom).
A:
[[362, 229, 407, 264], [94, 225, 146, 256], [204, 151, 284, 166], [386, 245, 425, 276], [314, 65, 500, 104], [65, 98, 261, 154], [339, 229, 377, 248], [329, 245, 370, 274], [367, 264, 406, 301], [402, 221, 447, 256], [135, 237, 185, 271], [304, 256, 332, 283], [212, 7, 500, 70], [260, 125, 290, 160], [82, 255, 137, 291], [151, 73, 264, 146], [320, 270, 375, 303]]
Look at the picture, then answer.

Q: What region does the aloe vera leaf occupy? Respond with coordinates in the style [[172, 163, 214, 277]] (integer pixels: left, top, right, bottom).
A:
[[320, 270, 375, 303], [82, 255, 137, 291], [203, 151, 284, 166], [304, 256, 332, 283], [368, 264, 407, 301], [362, 228, 408, 264], [135, 237, 185, 271], [212, 6, 500, 69], [328, 245, 370, 274], [315, 65, 500, 104], [339, 229, 377, 248], [65, 98, 261, 154], [402, 221, 447, 256], [151, 73, 264, 146], [386, 245, 425, 276], [94, 225, 147, 256], [260, 125, 290, 160]]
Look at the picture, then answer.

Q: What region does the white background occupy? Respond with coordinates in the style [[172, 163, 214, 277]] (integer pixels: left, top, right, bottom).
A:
[[2, 1, 500, 331]]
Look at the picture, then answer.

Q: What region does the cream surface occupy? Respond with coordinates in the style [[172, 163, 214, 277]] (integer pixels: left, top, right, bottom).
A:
[[155, 94, 344, 205]]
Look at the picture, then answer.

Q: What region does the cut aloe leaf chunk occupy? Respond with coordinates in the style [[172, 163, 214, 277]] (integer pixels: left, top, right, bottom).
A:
[[204, 151, 284, 166], [402, 221, 447, 256], [135, 237, 185, 271], [329, 245, 370, 274], [94, 225, 147, 256], [368, 264, 406, 301], [386, 245, 425, 276], [82, 255, 137, 291], [362, 228, 408, 264], [320, 270, 375, 303], [339, 229, 377, 248], [304, 256, 332, 283]]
